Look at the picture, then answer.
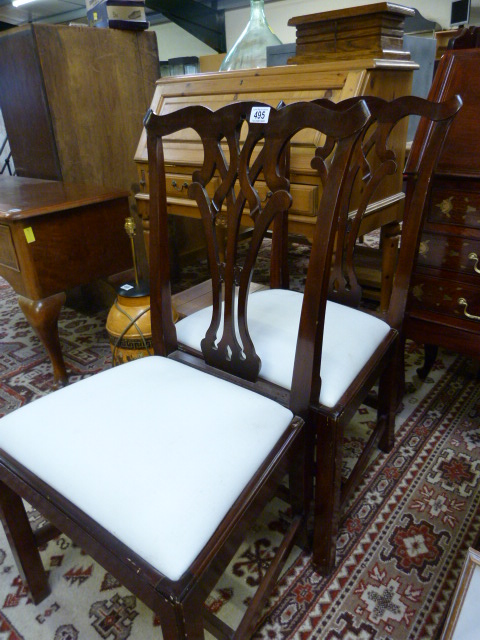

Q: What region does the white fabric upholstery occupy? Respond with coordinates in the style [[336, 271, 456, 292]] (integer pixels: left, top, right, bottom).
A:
[[0, 356, 293, 582], [176, 288, 392, 408]]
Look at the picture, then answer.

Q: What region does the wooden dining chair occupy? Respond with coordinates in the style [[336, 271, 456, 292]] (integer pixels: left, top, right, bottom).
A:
[[0, 98, 371, 639], [308, 94, 462, 572], [171, 94, 462, 576]]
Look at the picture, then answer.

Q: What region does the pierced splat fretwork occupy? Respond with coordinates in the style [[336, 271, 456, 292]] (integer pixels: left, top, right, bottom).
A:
[[145, 99, 370, 381]]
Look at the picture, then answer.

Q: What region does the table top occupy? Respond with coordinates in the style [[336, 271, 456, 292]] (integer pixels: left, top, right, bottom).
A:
[[0, 176, 130, 221]]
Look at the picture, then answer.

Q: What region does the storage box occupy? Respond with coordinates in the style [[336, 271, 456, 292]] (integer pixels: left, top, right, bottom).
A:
[[88, 0, 148, 30], [288, 2, 415, 63]]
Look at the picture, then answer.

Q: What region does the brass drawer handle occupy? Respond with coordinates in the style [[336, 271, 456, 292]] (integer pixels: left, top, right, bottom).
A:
[[458, 297, 480, 321], [468, 252, 480, 274], [172, 180, 189, 192]]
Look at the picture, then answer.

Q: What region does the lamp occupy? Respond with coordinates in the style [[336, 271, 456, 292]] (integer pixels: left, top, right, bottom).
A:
[[106, 216, 152, 366]]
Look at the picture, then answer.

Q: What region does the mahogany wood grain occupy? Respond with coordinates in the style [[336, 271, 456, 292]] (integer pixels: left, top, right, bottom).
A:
[[405, 48, 480, 373]]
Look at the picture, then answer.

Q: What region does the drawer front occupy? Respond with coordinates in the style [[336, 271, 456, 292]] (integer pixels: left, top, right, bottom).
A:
[[166, 173, 220, 200], [136, 164, 319, 217], [256, 182, 319, 217], [409, 273, 480, 324], [428, 184, 480, 229], [137, 163, 149, 194], [136, 165, 219, 199], [416, 231, 480, 275], [0, 223, 19, 271]]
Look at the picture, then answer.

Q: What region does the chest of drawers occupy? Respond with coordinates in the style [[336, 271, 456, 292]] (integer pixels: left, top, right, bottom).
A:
[[405, 49, 480, 360]]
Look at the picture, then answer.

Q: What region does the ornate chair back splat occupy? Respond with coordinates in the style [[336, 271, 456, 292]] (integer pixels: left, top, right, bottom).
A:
[[145, 99, 371, 403]]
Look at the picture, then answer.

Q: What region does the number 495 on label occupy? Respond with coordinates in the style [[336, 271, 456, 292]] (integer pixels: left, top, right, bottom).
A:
[[250, 106, 271, 123]]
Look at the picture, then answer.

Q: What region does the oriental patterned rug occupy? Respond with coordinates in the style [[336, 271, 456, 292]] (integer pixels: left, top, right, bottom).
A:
[[0, 266, 480, 639]]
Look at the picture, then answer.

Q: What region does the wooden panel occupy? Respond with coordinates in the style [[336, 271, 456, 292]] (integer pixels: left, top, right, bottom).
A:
[[0, 224, 19, 271], [409, 272, 480, 324], [416, 232, 480, 273], [165, 173, 220, 200], [22, 198, 131, 299], [135, 59, 393, 166], [135, 61, 415, 193], [428, 180, 480, 229], [33, 24, 159, 192], [0, 27, 62, 180], [409, 49, 480, 179], [0, 23, 160, 194]]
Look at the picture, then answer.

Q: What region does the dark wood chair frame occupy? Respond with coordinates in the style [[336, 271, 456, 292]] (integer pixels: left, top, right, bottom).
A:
[[0, 98, 372, 640], [309, 94, 462, 572], [147, 98, 370, 417], [149, 94, 462, 577]]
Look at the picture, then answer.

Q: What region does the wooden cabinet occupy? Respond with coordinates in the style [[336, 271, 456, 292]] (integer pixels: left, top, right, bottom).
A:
[[0, 23, 159, 279], [134, 58, 415, 302], [0, 23, 159, 192], [0, 176, 132, 385], [405, 49, 480, 360]]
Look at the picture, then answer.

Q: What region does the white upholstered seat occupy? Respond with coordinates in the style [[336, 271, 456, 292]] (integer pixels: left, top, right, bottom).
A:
[[0, 356, 293, 582], [175, 288, 392, 408]]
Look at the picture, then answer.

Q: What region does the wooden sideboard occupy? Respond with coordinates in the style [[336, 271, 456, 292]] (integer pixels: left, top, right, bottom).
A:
[[405, 48, 480, 369], [0, 177, 132, 385], [134, 58, 416, 306]]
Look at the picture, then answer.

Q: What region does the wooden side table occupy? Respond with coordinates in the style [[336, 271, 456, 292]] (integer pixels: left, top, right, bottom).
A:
[[0, 176, 132, 385]]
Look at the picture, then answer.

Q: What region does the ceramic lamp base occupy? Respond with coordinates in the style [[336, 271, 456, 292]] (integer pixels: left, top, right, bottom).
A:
[[106, 282, 152, 365]]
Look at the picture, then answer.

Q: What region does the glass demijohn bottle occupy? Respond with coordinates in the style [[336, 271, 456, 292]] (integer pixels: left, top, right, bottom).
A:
[[219, 0, 282, 71]]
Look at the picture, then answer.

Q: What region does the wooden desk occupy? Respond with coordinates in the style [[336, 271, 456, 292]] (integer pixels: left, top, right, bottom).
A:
[[134, 58, 415, 308], [0, 177, 132, 385]]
